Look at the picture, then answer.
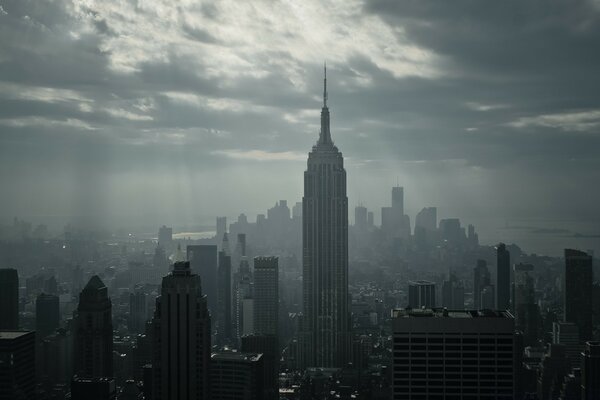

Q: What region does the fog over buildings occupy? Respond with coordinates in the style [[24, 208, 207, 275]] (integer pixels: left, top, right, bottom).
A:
[[0, 1, 600, 256], [1, 1, 600, 399]]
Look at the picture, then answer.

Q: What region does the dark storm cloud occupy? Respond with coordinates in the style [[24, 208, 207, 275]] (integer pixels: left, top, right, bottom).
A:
[[0, 0, 598, 225]]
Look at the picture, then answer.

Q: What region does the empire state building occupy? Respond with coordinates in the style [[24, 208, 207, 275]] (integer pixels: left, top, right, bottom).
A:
[[302, 66, 351, 367]]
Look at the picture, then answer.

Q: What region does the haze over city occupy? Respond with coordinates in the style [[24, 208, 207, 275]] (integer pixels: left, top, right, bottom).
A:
[[1, 1, 600, 255], [1, 2, 600, 400]]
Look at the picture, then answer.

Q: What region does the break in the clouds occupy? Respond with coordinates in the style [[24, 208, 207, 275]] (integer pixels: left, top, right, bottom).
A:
[[0, 0, 599, 230]]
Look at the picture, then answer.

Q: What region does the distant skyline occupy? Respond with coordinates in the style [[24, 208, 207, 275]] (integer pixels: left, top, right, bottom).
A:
[[1, 1, 600, 234]]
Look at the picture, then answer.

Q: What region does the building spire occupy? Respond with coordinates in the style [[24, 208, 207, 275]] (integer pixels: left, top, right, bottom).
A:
[[318, 62, 332, 145], [323, 61, 328, 108]]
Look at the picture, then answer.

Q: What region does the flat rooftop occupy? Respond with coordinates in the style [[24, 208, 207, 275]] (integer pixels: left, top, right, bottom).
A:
[[211, 352, 262, 362], [0, 331, 34, 340], [392, 308, 513, 319]]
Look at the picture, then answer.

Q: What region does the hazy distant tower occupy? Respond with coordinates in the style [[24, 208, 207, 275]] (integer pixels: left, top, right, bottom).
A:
[[302, 66, 350, 368], [496, 243, 510, 310], [564, 249, 593, 341]]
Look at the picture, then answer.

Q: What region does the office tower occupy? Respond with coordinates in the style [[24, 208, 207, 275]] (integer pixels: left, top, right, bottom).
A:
[[354, 205, 367, 231], [152, 261, 211, 400], [71, 376, 117, 400], [242, 335, 278, 400], [234, 256, 253, 341], [35, 293, 59, 339], [128, 290, 147, 334], [253, 256, 279, 336], [564, 249, 593, 341], [217, 234, 232, 343], [467, 224, 479, 247], [392, 308, 516, 399], [553, 322, 583, 368], [480, 285, 496, 309], [0, 331, 35, 400], [242, 298, 255, 336], [496, 243, 510, 310], [537, 344, 569, 400], [514, 263, 540, 345], [40, 328, 73, 386], [73, 275, 113, 378], [439, 218, 462, 243], [367, 211, 374, 228], [158, 225, 172, 247], [210, 352, 264, 400], [292, 202, 302, 219], [0, 268, 19, 330], [473, 259, 490, 309], [187, 244, 218, 316], [407, 280, 436, 308], [382, 186, 410, 239], [216, 216, 227, 243], [415, 207, 437, 232], [153, 244, 169, 275], [392, 186, 404, 214], [441, 275, 464, 309], [302, 67, 350, 368], [582, 341, 600, 399], [237, 233, 247, 256]]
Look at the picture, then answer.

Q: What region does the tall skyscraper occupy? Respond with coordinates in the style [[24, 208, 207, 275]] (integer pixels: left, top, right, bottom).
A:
[[73, 276, 113, 378], [473, 259, 491, 309], [354, 205, 367, 231], [496, 243, 511, 310], [35, 293, 59, 340], [0, 331, 35, 400], [582, 341, 600, 400], [407, 280, 436, 308], [253, 256, 279, 336], [216, 216, 227, 244], [217, 234, 232, 344], [0, 268, 19, 330], [513, 263, 540, 345], [158, 225, 173, 248], [128, 290, 148, 334], [391, 186, 404, 214], [302, 67, 350, 368], [241, 335, 278, 400], [187, 244, 218, 316], [441, 275, 464, 309], [152, 261, 211, 400], [392, 308, 516, 399], [415, 207, 437, 232], [564, 249, 593, 341], [381, 186, 410, 239]]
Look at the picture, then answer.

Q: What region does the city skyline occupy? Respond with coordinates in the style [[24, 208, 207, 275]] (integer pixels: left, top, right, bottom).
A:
[[1, 1, 600, 237], [2, 2, 600, 399]]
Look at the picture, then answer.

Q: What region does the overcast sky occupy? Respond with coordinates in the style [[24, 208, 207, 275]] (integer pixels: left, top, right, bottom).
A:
[[1, 0, 600, 231]]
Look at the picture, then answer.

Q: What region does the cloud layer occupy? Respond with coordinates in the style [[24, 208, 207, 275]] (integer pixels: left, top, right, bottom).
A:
[[1, 0, 599, 231]]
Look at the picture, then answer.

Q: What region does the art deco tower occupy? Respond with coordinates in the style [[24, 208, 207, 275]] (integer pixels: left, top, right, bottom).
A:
[[302, 66, 350, 367]]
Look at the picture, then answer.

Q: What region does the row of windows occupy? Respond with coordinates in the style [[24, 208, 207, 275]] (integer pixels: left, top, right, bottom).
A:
[[394, 352, 514, 358], [394, 344, 513, 351], [393, 366, 513, 374], [394, 337, 513, 344]]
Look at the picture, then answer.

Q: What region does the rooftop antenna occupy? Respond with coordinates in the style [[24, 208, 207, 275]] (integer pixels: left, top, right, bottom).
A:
[[323, 61, 328, 107]]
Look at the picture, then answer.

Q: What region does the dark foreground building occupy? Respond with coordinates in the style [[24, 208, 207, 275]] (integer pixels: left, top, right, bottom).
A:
[[392, 308, 516, 399], [152, 261, 211, 400], [210, 352, 264, 400], [0, 331, 35, 400]]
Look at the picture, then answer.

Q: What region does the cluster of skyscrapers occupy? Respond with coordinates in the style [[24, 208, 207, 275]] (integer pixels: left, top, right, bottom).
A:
[[1, 72, 599, 400]]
